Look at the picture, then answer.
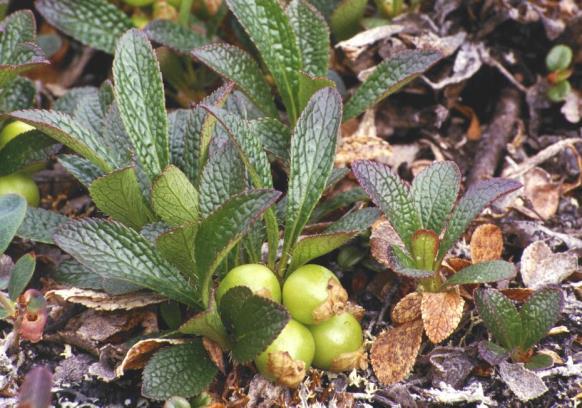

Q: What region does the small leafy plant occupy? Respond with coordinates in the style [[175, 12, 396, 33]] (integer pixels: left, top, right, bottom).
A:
[[475, 286, 563, 370], [352, 160, 522, 384], [545, 44, 573, 103]]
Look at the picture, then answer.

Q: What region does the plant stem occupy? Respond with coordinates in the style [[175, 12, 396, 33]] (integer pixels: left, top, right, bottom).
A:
[[179, 0, 194, 28]]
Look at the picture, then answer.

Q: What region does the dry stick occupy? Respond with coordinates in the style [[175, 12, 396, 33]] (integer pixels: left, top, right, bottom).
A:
[[467, 87, 521, 187]]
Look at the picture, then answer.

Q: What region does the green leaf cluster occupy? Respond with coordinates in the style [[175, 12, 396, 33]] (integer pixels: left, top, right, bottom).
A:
[[545, 44, 573, 103]]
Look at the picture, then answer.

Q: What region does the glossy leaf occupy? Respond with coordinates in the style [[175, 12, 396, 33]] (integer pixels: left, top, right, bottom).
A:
[[0, 194, 26, 253], [520, 286, 563, 350], [445, 260, 516, 286], [36, 0, 132, 54], [54, 219, 200, 307], [8, 253, 35, 300], [113, 29, 169, 180], [145, 19, 206, 54], [343, 50, 442, 121], [16, 207, 68, 245], [0, 131, 58, 176], [438, 178, 522, 261], [192, 44, 278, 117], [475, 288, 521, 350], [179, 300, 229, 349], [152, 165, 199, 226], [226, 0, 302, 122], [219, 286, 289, 362], [352, 160, 420, 250], [142, 342, 218, 400]]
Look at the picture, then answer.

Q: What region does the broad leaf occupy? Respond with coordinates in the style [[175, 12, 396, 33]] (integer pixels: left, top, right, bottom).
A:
[[179, 299, 229, 349], [310, 187, 369, 223], [287, 0, 329, 77], [152, 165, 199, 226], [53, 259, 104, 291], [288, 231, 356, 272], [156, 224, 197, 279], [324, 207, 381, 233], [16, 207, 68, 245], [525, 353, 554, 370], [192, 44, 278, 117], [8, 253, 35, 300], [113, 29, 169, 180], [145, 20, 206, 54], [226, 0, 302, 122], [54, 219, 200, 307], [411, 229, 439, 271], [219, 286, 289, 362], [475, 288, 522, 350], [195, 190, 281, 305], [250, 117, 291, 162], [0, 194, 26, 253], [142, 342, 218, 400], [281, 88, 341, 273], [352, 160, 420, 250], [445, 260, 516, 286], [0, 131, 58, 176], [343, 50, 442, 121], [36, 0, 132, 54], [53, 86, 98, 114], [410, 161, 461, 234], [421, 290, 464, 343], [9, 110, 113, 171], [520, 286, 563, 350], [438, 178, 522, 261], [297, 72, 335, 114], [330, 0, 366, 40], [0, 76, 35, 114], [58, 154, 104, 188]]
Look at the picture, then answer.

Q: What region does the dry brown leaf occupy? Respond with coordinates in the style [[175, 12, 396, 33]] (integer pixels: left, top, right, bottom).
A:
[[116, 338, 186, 376], [421, 290, 465, 344], [444, 257, 472, 274], [267, 351, 306, 388], [470, 223, 504, 263], [202, 337, 226, 374], [370, 218, 405, 270], [391, 292, 422, 324], [370, 319, 424, 385], [520, 240, 579, 289], [523, 167, 560, 220], [500, 288, 534, 302], [46, 288, 166, 311], [312, 278, 348, 323]]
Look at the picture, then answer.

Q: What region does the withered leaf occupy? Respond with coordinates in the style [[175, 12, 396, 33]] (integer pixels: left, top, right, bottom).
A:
[[391, 292, 422, 324], [46, 288, 166, 311], [523, 167, 559, 220], [470, 224, 503, 263], [421, 290, 464, 344], [370, 218, 405, 270], [116, 338, 186, 376], [520, 240, 578, 289], [370, 319, 423, 385]]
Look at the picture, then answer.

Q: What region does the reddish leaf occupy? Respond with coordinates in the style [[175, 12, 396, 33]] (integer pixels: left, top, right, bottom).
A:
[[18, 366, 53, 408]]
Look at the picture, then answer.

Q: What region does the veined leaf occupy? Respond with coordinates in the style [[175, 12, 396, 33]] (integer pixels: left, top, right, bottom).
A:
[[352, 160, 420, 250], [323, 207, 381, 233], [58, 154, 104, 188], [288, 231, 356, 272], [113, 29, 169, 180], [53, 86, 98, 114], [219, 286, 289, 362], [8, 253, 35, 300], [0, 131, 58, 176], [438, 178, 522, 262], [250, 117, 291, 162], [145, 19, 206, 54], [195, 189, 281, 306], [152, 165, 199, 226], [343, 50, 442, 121], [475, 288, 521, 350], [287, 0, 330, 77], [0, 76, 35, 114], [9, 110, 113, 172], [192, 44, 278, 117], [298, 71, 335, 114], [444, 260, 516, 286], [179, 299, 230, 349], [410, 161, 461, 234], [281, 88, 341, 274], [142, 342, 217, 400], [520, 286, 563, 350], [0, 194, 26, 253], [89, 167, 155, 230], [330, 0, 366, 41], [36, 0, 132, 54], [226, 0, 302, 123], [16, 207, 68, 245], [0, 10, 35, 47], [156, 223, 197, 279], [0, 43, 47, 88], [54, 219, 200, 307], [310, 187, 369, 223]]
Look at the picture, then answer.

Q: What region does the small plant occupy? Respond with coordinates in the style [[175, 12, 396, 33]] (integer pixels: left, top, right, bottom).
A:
[[475, 286, 563, 370], [352, 160, 522, 384], [545, 44, 573, 103]]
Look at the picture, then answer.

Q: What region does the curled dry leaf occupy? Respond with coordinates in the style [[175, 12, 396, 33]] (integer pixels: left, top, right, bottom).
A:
[[470, 224, 504, 263], [312, 278, 348, 323], [329, 346, 368, 373], [520, 241, 578, 289], [202, 337, 226, 374], [370, 218, 405, 270], [421, 290, 465, 344], [523, 167, 560, 220], [116, 338, 186, 376], [370, 319, 424, 385], [391, 292, 422, 324], [267, 351, 306, 388], [46, 288, 167, 311], [335, 25, 405, 61]]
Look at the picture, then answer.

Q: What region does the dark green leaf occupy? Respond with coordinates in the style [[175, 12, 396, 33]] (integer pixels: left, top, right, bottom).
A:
[[145, 19, 206, 54], [16, 207, 68, 245], [343, 50, 442, 121], [288, 231, 356, 272], [438, 178, 522, 262], [520, 286, 563, 350], [330, 0, 366, 40], [0, 194, 26, 253], [192, 44, 278, 117], [475, 288, 521, 350], [249, 117, 291, 162], [410, 161, 461, 234], [142, 342, 218, 400], [8, 253, 35, 300], [310, 187, 368, 223], [219, 286, 289, 362], [156, 223, 198, 279], [58, 154, 104, 188], [53, 86, 98, 114], [151, 165, 199, 226], [525, 353, 554, 370], [36, 0, 132, 54], [0, 131, 58, 176], [179, 299, 229, 349], [324, 207, 380, 233], [54, 219, 200, 307], [52, 259, 103, 290], [445, 260, 516, 286], [352, 160, 420, 250], [113, 29, 169, 179], [0, 76, 35, 114], [297, 71, 335, 114]]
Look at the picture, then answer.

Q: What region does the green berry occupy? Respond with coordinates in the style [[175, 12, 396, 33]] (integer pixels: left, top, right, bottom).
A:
[[216, 264, 281, 304], [0, 173, 40, 207], [0, 121, 35, 150]]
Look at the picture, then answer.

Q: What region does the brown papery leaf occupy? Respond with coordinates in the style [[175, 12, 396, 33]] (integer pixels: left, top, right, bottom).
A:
[[470, 223, 504, 263], [421, 290, 464, 344], [46, 288, 166, 311], [370, 319, 424, 385], [391, 292, 422, 324], [523, 167, 560, 220], [370, 218, 405, 270], [116, 338, 186, 376]]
